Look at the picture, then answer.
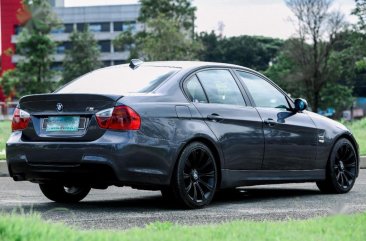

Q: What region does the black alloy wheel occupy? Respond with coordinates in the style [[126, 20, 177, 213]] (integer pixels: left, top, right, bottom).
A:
[[317, 138, 358, 194], [39, 184, 91, 203], [165, 142, 218, 209]]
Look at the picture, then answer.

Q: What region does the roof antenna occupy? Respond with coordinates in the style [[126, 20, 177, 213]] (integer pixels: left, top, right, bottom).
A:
[[129, 59, 144, 70]]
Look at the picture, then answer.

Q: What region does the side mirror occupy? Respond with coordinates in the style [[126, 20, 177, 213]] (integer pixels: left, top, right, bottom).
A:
[[294, 98, 308, 112]]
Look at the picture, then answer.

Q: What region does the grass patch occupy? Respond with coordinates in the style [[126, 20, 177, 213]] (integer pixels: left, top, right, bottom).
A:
[[344, 118, 366, 155], [0, 213, 365, 241], [0, 121, 11, 160]]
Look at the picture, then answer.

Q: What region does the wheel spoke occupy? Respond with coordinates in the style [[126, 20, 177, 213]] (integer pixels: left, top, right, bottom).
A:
[[198, 150, 205, 164], [193, 183, 198, 202], [344, 162, 356, 168], [340, 173, 345, 187], [200, 171, 215, 178], [338, 146, 347, 160], [198, 157, 211, 171], [342, 173, 350, 186], [192, 150, 198, 162], [344, 170, 355, 179], [196, 183, 206, 201], [336, 171, 341, 181], [199, 179, 213, 191], [345, 152, 354, 162], [183, 172, 190, 179], [186, 181, 193, 193]]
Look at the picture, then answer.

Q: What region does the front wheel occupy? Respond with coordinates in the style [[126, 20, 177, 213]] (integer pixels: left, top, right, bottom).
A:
[[39, 184, 91, 203], [170, 142, 218, 209], [316, 138, 358, 194]]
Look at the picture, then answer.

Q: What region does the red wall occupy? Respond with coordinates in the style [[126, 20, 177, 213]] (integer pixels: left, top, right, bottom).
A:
[[1, 0, 23, 75]]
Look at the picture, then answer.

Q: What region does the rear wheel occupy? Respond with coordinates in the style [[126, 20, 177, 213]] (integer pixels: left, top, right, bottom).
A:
[[39, 184, 91, 203], [316, 138, 358, 194], [170, 142, 218, 209]]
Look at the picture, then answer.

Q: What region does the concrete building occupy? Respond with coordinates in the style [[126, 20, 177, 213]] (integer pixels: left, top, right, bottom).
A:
[[2, 0, 142, 74]]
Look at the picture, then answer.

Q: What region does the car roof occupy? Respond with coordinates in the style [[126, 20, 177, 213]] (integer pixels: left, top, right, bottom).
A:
[[141, 61, 242, 69]]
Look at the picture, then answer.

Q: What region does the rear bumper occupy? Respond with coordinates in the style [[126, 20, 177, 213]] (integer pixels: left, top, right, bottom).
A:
[[6, 131, 178, 188]]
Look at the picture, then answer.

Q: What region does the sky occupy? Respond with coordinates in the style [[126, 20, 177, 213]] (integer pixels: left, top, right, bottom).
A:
[[64, 0, 358, 39]]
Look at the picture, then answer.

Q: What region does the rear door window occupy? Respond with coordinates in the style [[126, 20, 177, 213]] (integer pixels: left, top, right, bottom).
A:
[[196, 70, 246, 106]]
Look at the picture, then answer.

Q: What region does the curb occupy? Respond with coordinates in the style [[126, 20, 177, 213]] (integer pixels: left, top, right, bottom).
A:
[[0, 161, 8, 177], [361, 156, 366, 169], [0, 157, 365, 178]]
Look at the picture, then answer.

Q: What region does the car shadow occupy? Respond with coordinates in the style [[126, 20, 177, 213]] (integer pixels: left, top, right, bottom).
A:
[[5, 186, 322, 214]]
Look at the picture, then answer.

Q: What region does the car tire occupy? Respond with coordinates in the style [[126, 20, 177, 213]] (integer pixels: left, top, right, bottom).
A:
[[170, 142, 218, 209], [39, 184, 91, 203], [316, 138, 358, 194]]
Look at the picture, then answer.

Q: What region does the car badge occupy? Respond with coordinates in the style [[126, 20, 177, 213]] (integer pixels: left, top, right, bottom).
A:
[[56, 103, 63, 112]]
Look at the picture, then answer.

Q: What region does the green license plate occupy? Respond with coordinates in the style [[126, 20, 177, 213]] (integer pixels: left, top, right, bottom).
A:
[[46, 116, 80, 132]]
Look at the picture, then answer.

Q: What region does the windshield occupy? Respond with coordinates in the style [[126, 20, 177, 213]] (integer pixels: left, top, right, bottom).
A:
[[57, 65, 180, 95]]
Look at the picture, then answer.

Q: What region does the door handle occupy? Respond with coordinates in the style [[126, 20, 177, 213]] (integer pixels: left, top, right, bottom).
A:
[[264, 118, 277, 126], [207, 113, 224, 122]]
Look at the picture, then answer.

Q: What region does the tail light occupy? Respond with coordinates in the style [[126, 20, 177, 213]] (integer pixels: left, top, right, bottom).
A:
[[12, 108, 31, 131], [96, 105, 141, 130]]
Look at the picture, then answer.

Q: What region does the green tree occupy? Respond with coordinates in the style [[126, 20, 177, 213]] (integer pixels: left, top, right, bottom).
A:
[[12, 0, 60, 96], [0, 70, 19, 99], [282, 0, 346, 111], [62, 29, 102, 85], [266, 31, 361, 113], [198, 31, 284, 71], [114, 0, 200, 61], [353, 0, 366, 30], [139, 0, 196, 31]]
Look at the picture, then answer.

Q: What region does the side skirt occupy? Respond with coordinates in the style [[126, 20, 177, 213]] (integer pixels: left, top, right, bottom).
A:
[[220, 169, 326, 189]]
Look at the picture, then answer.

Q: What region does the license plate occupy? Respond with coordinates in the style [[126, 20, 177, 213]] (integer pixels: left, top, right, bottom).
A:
[[46, 116, 80, 132]]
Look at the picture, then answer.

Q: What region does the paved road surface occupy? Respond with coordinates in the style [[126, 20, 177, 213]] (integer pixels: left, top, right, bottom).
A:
[[1, 170, 366, 230]]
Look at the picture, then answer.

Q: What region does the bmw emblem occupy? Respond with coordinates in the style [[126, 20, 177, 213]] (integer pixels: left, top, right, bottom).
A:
[[56, 103, 63, 112]]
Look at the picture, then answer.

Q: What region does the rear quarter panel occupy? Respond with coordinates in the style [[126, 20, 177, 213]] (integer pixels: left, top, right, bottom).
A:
[[119, 95, 222, 184]]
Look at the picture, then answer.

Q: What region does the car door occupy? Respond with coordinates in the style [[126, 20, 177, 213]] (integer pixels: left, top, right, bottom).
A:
[[184, 69, 264, 170], [235, 70, 318, 170]]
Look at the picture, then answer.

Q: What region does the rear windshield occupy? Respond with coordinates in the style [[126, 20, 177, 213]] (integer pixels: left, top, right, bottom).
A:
[[57, 65, 180, 95]]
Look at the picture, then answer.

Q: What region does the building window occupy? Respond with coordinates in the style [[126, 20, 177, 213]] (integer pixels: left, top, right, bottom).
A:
[[103, 61, 111, 67], [89, 22, 110, 32], [51, 26, 64, 34], [114, 22, 123, 32], [64, 24, 74, 33], [14, 25, 23, 35], [114, 21, 136, 32], [51, 62, 63, 71], [98, 40, 111, 52], [123, 21, 136, 31], [113, 60, 125, 65], [55, 44, 66, 54], [77, 23, 87, 32], [64, 41, 72, 50]]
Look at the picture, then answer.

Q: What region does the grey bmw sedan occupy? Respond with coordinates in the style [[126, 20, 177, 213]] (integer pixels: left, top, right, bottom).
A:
[[6, 60, 359, 208]]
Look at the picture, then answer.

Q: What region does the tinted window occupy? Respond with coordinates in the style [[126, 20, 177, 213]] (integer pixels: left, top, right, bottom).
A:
[[197, 70, 245, 106], [237, 71, 289, 109], [98, 40, 111, 52], [89, 22, 110, 32], [114, 22, 124, 32], [76, 23, 87, 32], [185, 76, 208, 103], [64, 24, 74, 33], [57, 66, 179, 94]]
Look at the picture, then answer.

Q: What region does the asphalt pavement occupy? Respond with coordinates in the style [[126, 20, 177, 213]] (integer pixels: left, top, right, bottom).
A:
[[1, 170, 366, 230]]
